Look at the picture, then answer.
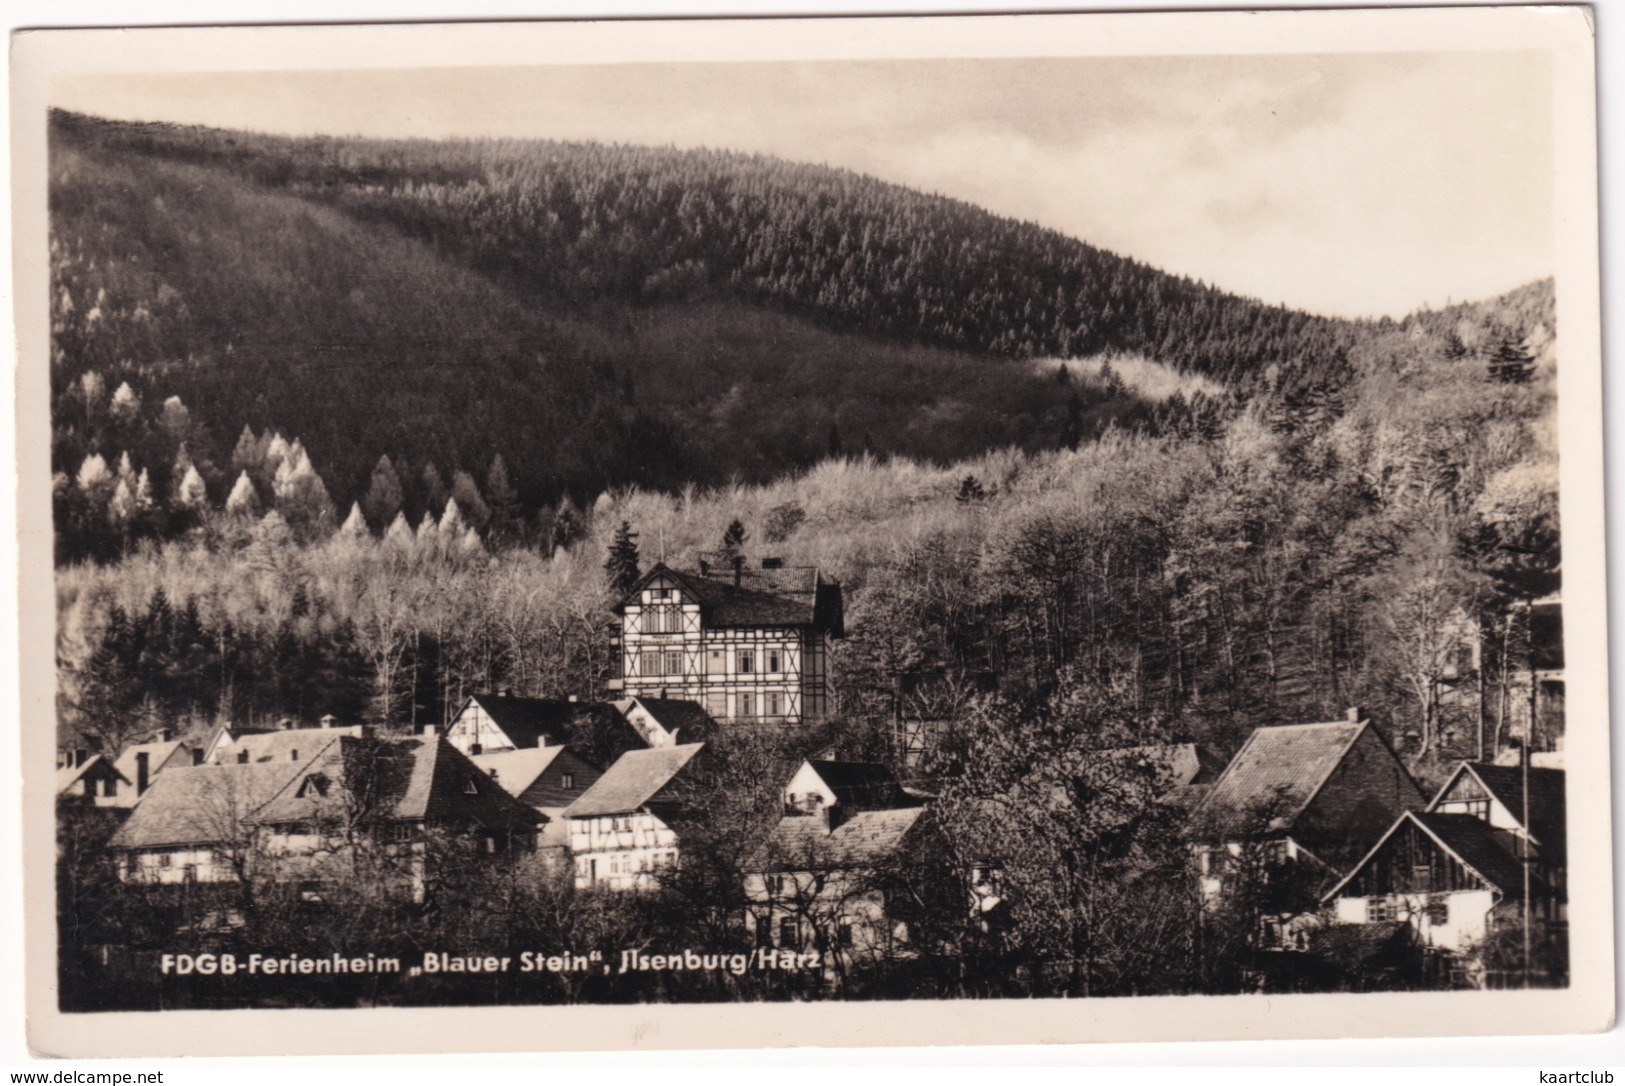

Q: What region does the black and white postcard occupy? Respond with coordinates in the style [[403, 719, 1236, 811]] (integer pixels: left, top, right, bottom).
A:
[[11, 6, 1609, 1057]]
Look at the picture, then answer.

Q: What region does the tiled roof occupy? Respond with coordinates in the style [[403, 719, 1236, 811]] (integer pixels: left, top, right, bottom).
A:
[[629, 698, 717, 743], [806, 760, 912, 809], [564, 743, 705, 818], [113, 738, 191, 783], [464, 694, 601, 748], [1450, 763, 1566, 849], [56, 754, 127, 796], [255, 737, 540, 830], [469, 747, 567, 798], [615, 563, 841, 632], [108, 762, 303, 850], [1412, 812, 1537, 896], [1189, 722, 1366, 839], [751, 808, 927, 872], [215, 727, 358, 765]]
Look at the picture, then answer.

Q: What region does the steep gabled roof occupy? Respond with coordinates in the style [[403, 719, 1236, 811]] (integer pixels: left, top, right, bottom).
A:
[[254, 736, 540, 830], [613, 563, 842, 632], [468, 747, 568, 798], [805, 760, 913, 809], [1433, 762, 1566, 849], [564, 743, 705, 818], [56, 754, 128, 796], [113, 738, 192, 782], [461, 694, 590, 748], [751, 808, 928, 872], [108, 762, 302, 850], [627, 698, 717, 743], [1191, 722, 1372, 839], [1321, 810, 1539, 904]]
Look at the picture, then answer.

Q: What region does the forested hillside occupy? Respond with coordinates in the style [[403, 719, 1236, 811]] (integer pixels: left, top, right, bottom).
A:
[[48, 108, 1381, 554], [49, 108, 1559, 794]]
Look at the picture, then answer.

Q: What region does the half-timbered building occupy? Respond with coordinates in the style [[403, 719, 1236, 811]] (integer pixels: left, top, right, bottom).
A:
[[609, 560, 843, 724], [564, 743, 706, 891]]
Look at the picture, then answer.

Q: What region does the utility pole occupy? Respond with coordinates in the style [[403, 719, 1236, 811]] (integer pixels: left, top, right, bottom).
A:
[[1521, 737, 1533, 988]]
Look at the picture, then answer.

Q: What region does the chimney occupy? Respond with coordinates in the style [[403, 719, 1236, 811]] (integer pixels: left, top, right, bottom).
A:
[[567, 694, 578, 703], [421, 723, 437, 737], [699, 558, 711, 576], [278, 718, 295, 731], [290, 748, 299, 762], [237, 750, 249, 764], [75, 749, 88, 768], [1345, 706, 1364, 723], [733, 555, 744, 587], [319, 714, 336, 729], [192, 748, 204, 766], [158, 727, 174, 742], [135, 752, 150, 795]]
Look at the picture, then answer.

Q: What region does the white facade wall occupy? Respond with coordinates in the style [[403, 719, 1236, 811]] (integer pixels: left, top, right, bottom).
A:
[[569, 811, 678, 891], [619, 576, 826, 722], [445, 701, 523, 754], [1332, 888, 1499, 951]]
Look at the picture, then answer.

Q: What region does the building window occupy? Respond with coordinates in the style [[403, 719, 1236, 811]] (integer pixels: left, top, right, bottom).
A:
[[613, 816, 632, 832], [765, 692, 783, 718], [652, 588, 671, 601], [767, 650, 781, 673], [665, 650, 685, 676], [561, 772, 575, 790], [753, 910, 774, 947], [1367, 897, 1395, 923], [705, 693, 726, 716], [838, 917, 856, 947], [779, 917, 800, 950], [737, 692, 755, 720], [737, 650, 755, 674], [159, 853, 173, 869], [765, 873, 786, 897], [1426, 898, 1449, 925]]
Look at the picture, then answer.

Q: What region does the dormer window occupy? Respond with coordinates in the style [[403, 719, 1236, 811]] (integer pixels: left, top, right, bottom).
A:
[[465, 777, 480, 795], [297, 774, 329, 799]]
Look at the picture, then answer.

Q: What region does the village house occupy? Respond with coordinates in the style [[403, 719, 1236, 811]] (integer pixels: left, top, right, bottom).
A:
[[469, 745, 603, 861], [743, 760, 927, 966], [107, 760, 310, 885], [252, 734, 542, 901], [1187, 710, 1426, 908], [204, 716, 363, 765], [564, 743, 706, 891], [109, 732, 540, 902], [441, 691, 638, 756], [609, 559, 844, 724], [56, 753, 131, 808], [613, 695, 716, 748], [1320, 761, 1565, 972], [107, 732, 200, 808]]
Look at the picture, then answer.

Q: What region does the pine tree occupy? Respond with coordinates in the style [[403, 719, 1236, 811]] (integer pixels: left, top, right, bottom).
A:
[[449, 470, 491, 528], [225, 471, 260, 515], [421, 462, 449, 518], [109, 381, 141, 422], [362, 454, 404, 530], [384, 511, 413, 547], [230, 425, 262, 475], [956, 475, 986, 503], [439, 496, 465, 535], [485, 453, 520, 536], [340, 502, 369, 537], [605, 521, 641, 593], [175, 462, 208, 510], [1488, 334, 1535, 384], [722, 518, 748, 556]]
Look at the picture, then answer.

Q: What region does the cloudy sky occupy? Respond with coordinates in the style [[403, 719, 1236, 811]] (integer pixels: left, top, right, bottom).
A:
[[56, 51, 1553, 318]]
